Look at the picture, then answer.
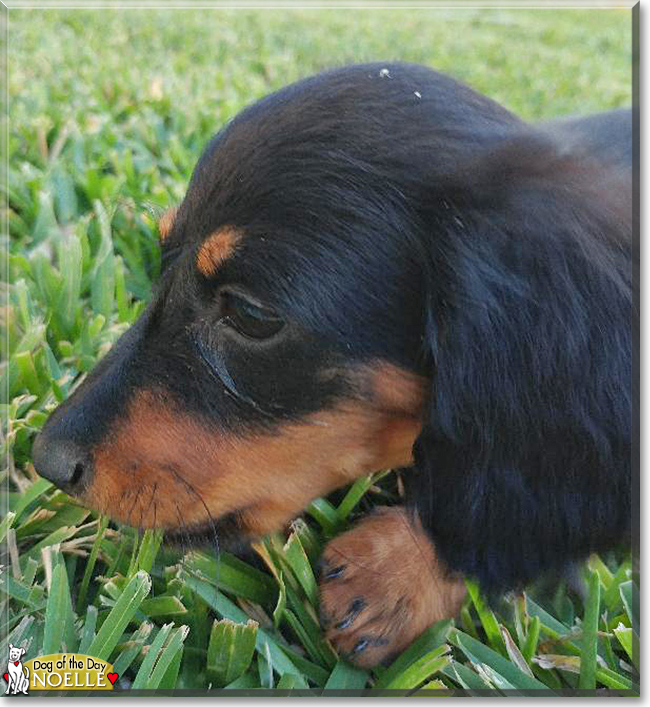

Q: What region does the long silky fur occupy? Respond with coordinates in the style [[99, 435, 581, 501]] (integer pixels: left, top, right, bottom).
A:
[[407, 130, 632, 592]]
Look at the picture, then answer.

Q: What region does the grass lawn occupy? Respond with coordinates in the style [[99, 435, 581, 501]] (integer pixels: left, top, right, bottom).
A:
[[3, 6, 637, 693]]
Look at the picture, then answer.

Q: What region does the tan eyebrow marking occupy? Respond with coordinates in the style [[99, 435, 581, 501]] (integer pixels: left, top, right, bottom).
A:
[[196, 227, 242, 276], [158, 206, 178, 241]]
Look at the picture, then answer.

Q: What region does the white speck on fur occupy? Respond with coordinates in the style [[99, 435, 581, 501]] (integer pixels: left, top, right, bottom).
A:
[[414, 91, 422, 98], [379, 68, 391, 78]]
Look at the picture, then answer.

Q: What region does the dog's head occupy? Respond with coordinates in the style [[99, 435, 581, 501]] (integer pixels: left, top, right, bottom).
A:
[[8, 645, 26, 663], [33, 63, 631, 575]]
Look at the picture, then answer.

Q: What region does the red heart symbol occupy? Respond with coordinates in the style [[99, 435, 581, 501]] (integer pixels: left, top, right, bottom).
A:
[[107, 673, 118, 685], [14, 662, 19, 666], [2, 673, 8, 683]]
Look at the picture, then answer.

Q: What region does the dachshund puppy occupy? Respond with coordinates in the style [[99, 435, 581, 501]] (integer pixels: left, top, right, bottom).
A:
[[33, 63, 633, 668]]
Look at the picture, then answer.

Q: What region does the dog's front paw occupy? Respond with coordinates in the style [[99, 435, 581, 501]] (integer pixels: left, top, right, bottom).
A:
[[318, 506, 466, 669]]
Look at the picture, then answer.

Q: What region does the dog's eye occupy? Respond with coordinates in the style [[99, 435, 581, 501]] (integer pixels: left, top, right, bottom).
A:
[[220, 291, 284, 340], [160, 243, 182, 273]]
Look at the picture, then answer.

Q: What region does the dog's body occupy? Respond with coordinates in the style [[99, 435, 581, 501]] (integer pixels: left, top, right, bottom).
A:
[[5, 645, 29, 695], [33, 63, 633, 667]]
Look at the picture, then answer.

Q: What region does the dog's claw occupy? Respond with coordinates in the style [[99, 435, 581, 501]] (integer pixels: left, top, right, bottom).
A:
[[335, 597, 365, 630], [352, 639, 370, 654], [324, 565, 346, 580]]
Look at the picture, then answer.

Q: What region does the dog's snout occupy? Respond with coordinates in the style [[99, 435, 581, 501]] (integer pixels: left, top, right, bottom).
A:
[[32, 431, 92, 493], [30, 312, 149, 494]]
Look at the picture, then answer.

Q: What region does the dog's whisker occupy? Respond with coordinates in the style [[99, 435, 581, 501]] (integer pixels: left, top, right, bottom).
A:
[[138, 486, 148, 529], [172, 503, 191, 568], [167, 467, 221, 583], [152, 482, 159, 531]]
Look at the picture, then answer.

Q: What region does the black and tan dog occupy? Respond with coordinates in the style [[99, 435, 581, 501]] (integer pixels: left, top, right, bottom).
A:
[[33, 63, 634, 668]]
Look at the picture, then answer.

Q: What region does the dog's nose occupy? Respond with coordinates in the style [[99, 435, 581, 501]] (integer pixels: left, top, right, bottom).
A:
[[32, 431, 92, 493]]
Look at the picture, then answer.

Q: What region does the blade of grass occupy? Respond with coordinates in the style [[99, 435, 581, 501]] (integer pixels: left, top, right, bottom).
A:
[[76, 514, 109, 611], [1, 616, 35, 657], [276, 672, 309, 689], [603, 561, 631, 611], [23, 525, 78, 563], [594, 667, 634, 691], [42, 560, 73, 655], [182, 573, 307, 679], [90, 200, 116, 318], [450, 629, 550, 690], [306, 498, 340, 535], [131, 528, 164, 576], [533, 653, 581, 673], [578, 570, 600, 690], [500, 624, 533, 677], [139, 596, 187, 617], [251, 542, 286, 628], [223, 672, 260, 689], [184, 551, 276, 606], [476, 663, 514, 690], [284, 584, 336, 667], [258, 643, 274, 688], [613, 624, 639, 672], [144, 625, 189, 690], [460, 605, 481, 640], [131, 623, 173, 689], [324, 660, 368, 690], [373, 620, 452, 689], [57, 231, 82, 333], [282, 531, 318, 606], [418, 678, 448, 690], [275, 646, 329, 687], [619, 580, 637, 629], [11, 478, 52, 520], [78, 605, 99, 654], [22, 557, 39, 587], [381, 644, 451, 690], [465, 579, 507, 656], [207, 618, 258, 685], [336, 471, 390, 521], [525, 595, 579, 654], [86, 570, 151, 660], [0, 511, 16, 543], [588, 554, 613, 591], [521, 615, 540, 664], [2, 574, 46, 609], [111, 623, 153, 678], [156, 642, 185, 690], [289, 519, 320, 564], [443, 659, 492, 690]]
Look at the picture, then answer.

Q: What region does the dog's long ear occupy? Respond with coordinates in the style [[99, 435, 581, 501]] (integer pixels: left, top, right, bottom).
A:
[[406, 127, 633, 593]]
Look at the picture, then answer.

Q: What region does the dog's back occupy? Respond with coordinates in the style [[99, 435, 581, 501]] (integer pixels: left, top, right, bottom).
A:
[[539, 108, 632, 175]]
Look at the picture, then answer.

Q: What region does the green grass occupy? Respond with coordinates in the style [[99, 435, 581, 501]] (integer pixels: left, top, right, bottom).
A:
[[3, 7, 637, 694]]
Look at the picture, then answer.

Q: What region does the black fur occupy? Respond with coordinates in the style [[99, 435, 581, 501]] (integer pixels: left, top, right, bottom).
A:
[[34, 63, 634, 593]]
